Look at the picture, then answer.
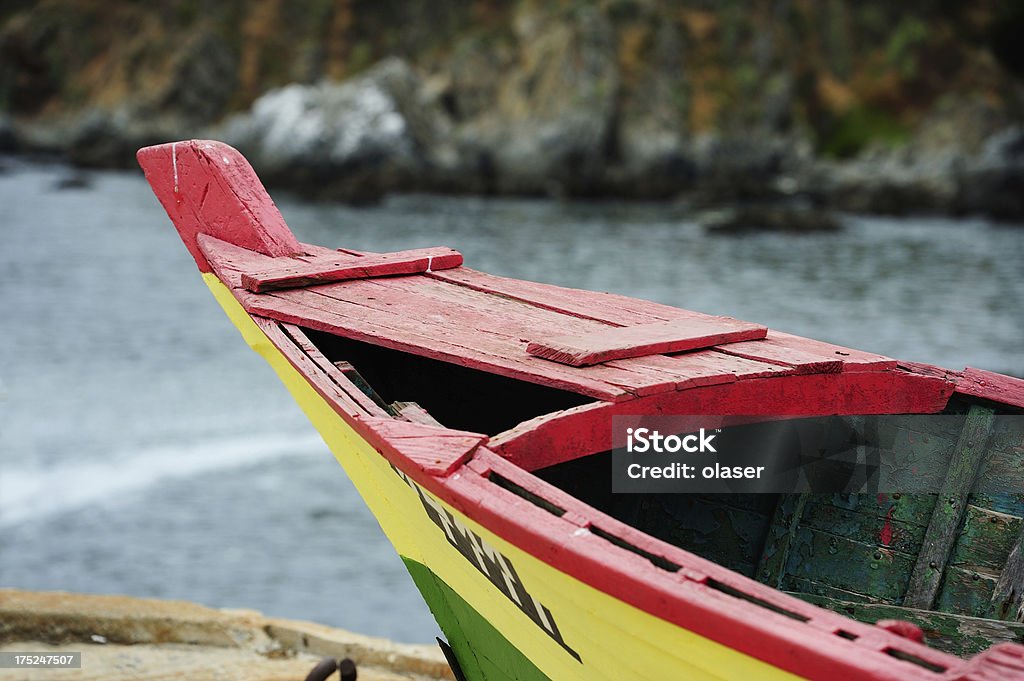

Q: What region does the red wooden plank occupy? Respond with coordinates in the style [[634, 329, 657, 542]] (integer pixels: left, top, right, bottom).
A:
[[897, 361, 962, 382], [622, 351, 795, 388], [769, 331, 898, 372], [393, 401, 445, 427], [526, 317, 767, 366], [715, 331, 845, 374], [241, 247, 463, 292], [137, 140, 301, 272], [956, 367, 1024, 409], [244, 286, 631, 401], [360, 417, 486, 476], [199, 235, 676, 399], [431, 266, 700, 325], [302, 275, 689, 397]]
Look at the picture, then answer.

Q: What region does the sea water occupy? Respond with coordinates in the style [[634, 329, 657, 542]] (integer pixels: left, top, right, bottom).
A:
[[0, 156, 1021, 643]]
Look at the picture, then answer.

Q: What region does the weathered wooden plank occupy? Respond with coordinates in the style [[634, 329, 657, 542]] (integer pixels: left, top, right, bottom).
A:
[[971, 491, 1024, 518], [392, 401, 445, 427], [822, 492, 938, 529], [784, 575, 885, 605], [137, 140, 301, 272], [898, 361, 962, 382], [435, 268, 897, 375], [957, 367, 1024, 409], [935, 566, 999, 618], [948, 505, 1023, 572], [757, 494, 810, 588], [882, 421, 958, 494], [610, 351, 787, 390], [799, 498, 928, 556], [768, 331, 898, 372], [360, 417, 486, 476], [297, 270, 682, 398], [988, 526, 1024, 622], [199, 234, 636, 400], [248, 285, 631, 401], [788, 592, 1024, 657], [715, 332, 845, 374], [429, 266, 693, 325], [221, 235, 690, 398], [241, 247, 463, 292], [784, 526, 916, 602], [904, 406, 998, 610], [525, 317, 767, 367], [641, 496, 773, 578], [973, 423, 1024, 502]]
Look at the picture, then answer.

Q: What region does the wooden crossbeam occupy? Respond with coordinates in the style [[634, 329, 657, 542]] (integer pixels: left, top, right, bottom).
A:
[[903, 405, 997, 609]]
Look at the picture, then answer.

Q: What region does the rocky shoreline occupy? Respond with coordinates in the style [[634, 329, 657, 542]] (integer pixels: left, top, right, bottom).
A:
[[3, 2, 1023, 218], [0, 589, 453, 681]]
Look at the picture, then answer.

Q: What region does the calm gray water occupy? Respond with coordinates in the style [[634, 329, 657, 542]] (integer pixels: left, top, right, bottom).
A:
[[0, 157, 1021, 643]]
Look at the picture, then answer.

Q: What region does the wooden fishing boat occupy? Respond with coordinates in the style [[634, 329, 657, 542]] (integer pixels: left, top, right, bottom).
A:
[[138, 140, 1024, 681]]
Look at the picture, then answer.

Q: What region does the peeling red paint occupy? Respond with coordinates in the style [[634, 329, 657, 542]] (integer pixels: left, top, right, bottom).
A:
[[880, 506, 895, 546]]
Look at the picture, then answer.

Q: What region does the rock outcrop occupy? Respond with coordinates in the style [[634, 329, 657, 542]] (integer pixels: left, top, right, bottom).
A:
[[2, 1, 1023, 218]]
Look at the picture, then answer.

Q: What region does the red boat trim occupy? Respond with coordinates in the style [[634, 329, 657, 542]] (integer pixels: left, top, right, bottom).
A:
[[957, 367, 1024, 409]]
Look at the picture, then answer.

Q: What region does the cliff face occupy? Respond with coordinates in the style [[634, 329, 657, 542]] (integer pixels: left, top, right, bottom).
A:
[[2, 0, 1023, 214]]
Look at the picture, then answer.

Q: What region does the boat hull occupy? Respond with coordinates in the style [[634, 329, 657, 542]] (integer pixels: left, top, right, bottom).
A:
[[203, 273, 808, 680]]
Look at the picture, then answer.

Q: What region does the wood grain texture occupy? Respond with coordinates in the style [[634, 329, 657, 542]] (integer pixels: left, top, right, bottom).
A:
[[392, 401, 445, 427], [716, 332, 846, 374], [525, 317, 767, 366], [904, 406, 997, 610], [429, 266, 697, 325], [957, 367, 1024, 409], [241, 247, 463, 292], [988, 526, 1024, 622], [359, 417, 486, 476], [137, 140, 301, 272], [757, 494, 810, 589], [790, 593, 1024, 657]]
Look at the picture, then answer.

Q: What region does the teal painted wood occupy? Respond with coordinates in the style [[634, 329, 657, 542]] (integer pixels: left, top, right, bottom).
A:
[[788, 592, 1024, 657], [904, 406, 997, 610], [935, 566, 998, 617], [757, 494, 809, 588], [784, 526, 916, 602]]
